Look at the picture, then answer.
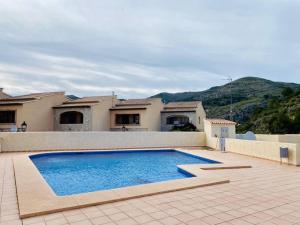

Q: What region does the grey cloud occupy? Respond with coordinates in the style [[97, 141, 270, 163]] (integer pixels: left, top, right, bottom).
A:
[[0, 0, 299, 98]]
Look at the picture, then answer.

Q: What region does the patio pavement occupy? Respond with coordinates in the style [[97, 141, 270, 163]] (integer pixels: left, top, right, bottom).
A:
[[1, 149, 300, 225]]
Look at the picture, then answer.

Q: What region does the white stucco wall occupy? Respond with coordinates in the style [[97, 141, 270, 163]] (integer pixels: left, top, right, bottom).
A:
[[146, 98, 164, 131], [0, 131, 206, 152], [204, 120, 236, 139], [206, 136, 300, 166], [255, 134, 280, 142], [279, 135, 300, 144], [20, 93, 67, 131], [256, 134, 300, 144], [0, 93, 67, 131], [196, 103, 206, 131], [0, 137, 2, 152], [92, 97, 112, 131], [226, 138, 299, 166]]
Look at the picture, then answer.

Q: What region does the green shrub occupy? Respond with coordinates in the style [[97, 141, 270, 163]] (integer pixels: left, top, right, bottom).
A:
[[171, 122, 198, 132], [282, 87, 294, 99]]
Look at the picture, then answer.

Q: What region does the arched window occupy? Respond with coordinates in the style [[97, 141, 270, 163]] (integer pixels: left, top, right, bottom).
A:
[[166, 115, 189, 125], [60, 111, 83, 124]]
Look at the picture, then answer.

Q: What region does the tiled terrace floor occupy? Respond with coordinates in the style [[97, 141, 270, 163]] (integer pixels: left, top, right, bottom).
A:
[[1, 149, 300, 225]]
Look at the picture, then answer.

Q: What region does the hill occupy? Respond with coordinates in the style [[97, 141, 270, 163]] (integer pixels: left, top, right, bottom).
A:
[[151, 77, 300, 132], [237, 88, 300, 134]]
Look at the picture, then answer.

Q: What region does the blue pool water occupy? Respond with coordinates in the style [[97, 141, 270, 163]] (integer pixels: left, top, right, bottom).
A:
[[30, 150, 219, 196]]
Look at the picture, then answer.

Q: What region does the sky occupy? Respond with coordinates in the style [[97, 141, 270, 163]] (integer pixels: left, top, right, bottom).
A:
[[0, 0, 300, 98]]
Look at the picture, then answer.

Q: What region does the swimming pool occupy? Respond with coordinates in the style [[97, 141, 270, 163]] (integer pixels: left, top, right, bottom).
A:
[[30, 150, 219, 196]]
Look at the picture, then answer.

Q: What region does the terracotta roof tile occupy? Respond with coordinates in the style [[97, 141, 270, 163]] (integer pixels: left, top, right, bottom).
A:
[[161, 109, 196, 113], [115, 99, 152, 106], [14, 91, 65, 99], [70, 96, 112, 103], [55, 96, 115, 108], [0, 97, 37, 105], [164, 101, 201, 109], [0, 91, 65, 105], [53, 103, 94, 108], [206, 119, 236, 125], [110, 106, 147, 110]]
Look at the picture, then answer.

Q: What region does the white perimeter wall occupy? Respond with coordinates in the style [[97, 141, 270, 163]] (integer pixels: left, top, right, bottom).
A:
[[256, 134, 300, 144], [206, 137, 300, 166], [2, 131, 299, 166], [255, 134, 280, 142], [0, 132, 206, 152]]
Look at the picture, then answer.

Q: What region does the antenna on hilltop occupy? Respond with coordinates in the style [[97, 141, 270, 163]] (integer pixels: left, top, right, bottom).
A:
[[222, 76, 233, 121]]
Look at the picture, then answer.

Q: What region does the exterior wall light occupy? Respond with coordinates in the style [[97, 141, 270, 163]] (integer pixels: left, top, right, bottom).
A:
[[21, 121, 27, 132]]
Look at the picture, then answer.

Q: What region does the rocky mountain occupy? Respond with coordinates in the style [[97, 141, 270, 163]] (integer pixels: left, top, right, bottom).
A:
[[152, 77, 300, 127], [237, 88, 300, 134]]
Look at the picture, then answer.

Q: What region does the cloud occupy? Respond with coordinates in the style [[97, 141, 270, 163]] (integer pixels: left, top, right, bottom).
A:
[[0, 0, 299, 98]]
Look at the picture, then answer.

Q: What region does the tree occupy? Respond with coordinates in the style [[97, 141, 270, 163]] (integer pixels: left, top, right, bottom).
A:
[[281, 87, 294, 99], [236, 122, 253, 133], [268, 97, 280, 108], [171, 122, 197, 131], [268, 113, 294, 134], [296, 86, 300, 95], [293, 109, 300, 133]]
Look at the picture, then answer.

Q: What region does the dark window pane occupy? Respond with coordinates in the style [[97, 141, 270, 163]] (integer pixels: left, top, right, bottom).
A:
[[166, 116, 189, 125], [0, 111, 16, 123], [60, 111, 83, 124], [115, 114, 140, 125]]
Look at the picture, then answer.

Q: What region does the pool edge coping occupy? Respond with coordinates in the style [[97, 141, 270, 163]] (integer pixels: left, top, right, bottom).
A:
[[14, 148, 251, 218]]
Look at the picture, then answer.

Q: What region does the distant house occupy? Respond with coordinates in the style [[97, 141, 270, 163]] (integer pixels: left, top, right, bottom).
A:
[[53, 96, 116, 131], [204, 119, 236, 138], [110, 98, 164, 131], [0, 91, 66, 131], [161, 101, 206, 131]]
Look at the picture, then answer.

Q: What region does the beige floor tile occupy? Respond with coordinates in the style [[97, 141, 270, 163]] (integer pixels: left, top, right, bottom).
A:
[[45, 217, 69, 225], [187, 218, 210, 225], [174, 213, 196, 223], [69, 219, 93, 225], [123, 209, 145, 217], [150, 211, 169, 220], [158, 217, 181, 225], [164, 208, 182, 216], [66, 214, 87, 223], [102, 207, 121, 216], [90, 215, 112, 225], [188, 210, 207, 218], [22, 216, 45, 224], [25, 222, 47, 225], [115, 218, 138, 225], [134, 214, 154, 224], [84, 210, 105, 219], [44, 213, 66, 222], [108, 212, 129, 222], [0, 150, 299, 225], [143, 221, 164, 225], [229, 219, 253, 225]]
